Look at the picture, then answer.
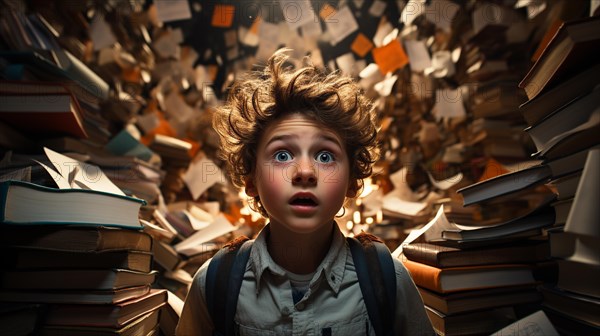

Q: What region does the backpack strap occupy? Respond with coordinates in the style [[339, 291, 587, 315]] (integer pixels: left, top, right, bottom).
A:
[[206, 236, 253, 336], [348, 232, 396, 336]]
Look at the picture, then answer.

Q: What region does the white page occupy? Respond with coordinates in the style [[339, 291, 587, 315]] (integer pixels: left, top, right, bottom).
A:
[[382, 196, 427, 216], [401, 0, 426, 26], [279, 0, 316, 30], [155, 0, 192, 23], [175, 214, 237, 251], [392, 205, 445, 258], [336, 53, 356, 76], [183, 155, 225, 200], [325, 6, 358, 45], [182, 210, 211, 231], [491, 310, 559, 336], [42, 147, 125, 195], [404, 40, 431, 72], [434, 88, 466, 119]]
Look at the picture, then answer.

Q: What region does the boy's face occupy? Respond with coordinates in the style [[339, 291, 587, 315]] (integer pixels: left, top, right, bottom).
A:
[[246, 113, 352, 234]]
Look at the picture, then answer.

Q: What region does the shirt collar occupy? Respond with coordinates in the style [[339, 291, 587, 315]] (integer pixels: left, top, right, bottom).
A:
[[249, 223, 347, 295]]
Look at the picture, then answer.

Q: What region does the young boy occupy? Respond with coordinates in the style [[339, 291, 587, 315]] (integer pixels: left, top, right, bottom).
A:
[[176, 49, 434, 335]]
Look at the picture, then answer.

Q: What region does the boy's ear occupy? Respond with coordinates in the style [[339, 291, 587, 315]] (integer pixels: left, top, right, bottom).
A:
[[245, 177, 258, 197]]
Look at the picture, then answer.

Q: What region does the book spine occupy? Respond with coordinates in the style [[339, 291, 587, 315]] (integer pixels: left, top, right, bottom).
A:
[[402, 259, 443, 293], [402, 245, 441, 268], [0, 181, 10, 222]]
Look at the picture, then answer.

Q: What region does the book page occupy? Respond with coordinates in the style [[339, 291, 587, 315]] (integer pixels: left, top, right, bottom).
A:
[[325, 6, 359, 45], [175, 215, 237, 252], [42, 147, 125, 195], [278, 0, 316, 31], [183, 155, 225, 200], [155, 0, 192, 23], [490, 310, 559, 336]]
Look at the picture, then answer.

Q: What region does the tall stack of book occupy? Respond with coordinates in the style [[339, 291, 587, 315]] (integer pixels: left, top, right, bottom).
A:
[[400, 201, 553, 335], [517, 14, 600, 335], [0, 180, 166, 335]]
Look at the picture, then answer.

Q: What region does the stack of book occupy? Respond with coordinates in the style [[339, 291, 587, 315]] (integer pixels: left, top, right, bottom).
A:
[[517, 15, 600, 335], [0, 180, 166, 335], [400, 203, 553, 336]]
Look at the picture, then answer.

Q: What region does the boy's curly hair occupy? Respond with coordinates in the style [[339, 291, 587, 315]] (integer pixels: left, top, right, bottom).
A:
[[213, 49, 379, 217]]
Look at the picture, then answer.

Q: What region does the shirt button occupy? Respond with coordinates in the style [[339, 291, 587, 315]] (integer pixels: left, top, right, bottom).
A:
[[330, 275, 335, 281], [296, 303, 305, 310], [282, 307, 291, 316]]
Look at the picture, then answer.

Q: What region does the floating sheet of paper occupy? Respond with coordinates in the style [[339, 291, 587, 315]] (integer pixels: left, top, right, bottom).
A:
[[155, 0, 192, 23], [372, 39, 408, 74], [392, 205, 446, 258], [374, 74, 398, 97], [175, 214, 237, 251], [351, 33, 374, 58], [404, 40, 431, 72], [434, 88, 466, 119], [427, 171, 463, 190], [336, 53, 357, 77], [183, 156, 225, 200], [325, 6, 359, 45], [211, 4, 235, 28], [41, 147, 125, 195], [401, 0, 427, 26], [279, 0, 316, 30], [424, 50, 455, 77], [382, 196, 427, 216]]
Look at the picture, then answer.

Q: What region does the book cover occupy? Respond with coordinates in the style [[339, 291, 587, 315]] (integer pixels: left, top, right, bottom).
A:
[[40, 308, 160, 336], [44, 289, 167, 328], [402, 241, 550, 268], [1, 268, 158, 290], [402, 259, 537, 294], [0, 285, 151, 305], [519, 15, 600, 100], [2, 248, 153, 273], [418, 285, 541, 315], [0, 180, 145, 229], [0, 225, 152, 252]]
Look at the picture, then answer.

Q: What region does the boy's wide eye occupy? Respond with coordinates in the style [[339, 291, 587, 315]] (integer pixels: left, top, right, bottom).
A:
[[315, 151, 335, 163], [274, 150, 292, 162]]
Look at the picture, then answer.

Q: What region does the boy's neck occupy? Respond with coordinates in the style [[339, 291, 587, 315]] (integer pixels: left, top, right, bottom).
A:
[[266, 221, 335, 275]]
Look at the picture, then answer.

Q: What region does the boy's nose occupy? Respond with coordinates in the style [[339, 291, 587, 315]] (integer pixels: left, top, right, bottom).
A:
[[292, 159, 317, 186]]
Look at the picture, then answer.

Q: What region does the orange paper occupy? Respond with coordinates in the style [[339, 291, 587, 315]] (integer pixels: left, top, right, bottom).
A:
[[351, 33, 374, 58], [372, 39, 408, 74], [212, 4, 235, 28], [249, 16, 261, 34], [477, 158, 510, 182], [319, 4, 336, 20]]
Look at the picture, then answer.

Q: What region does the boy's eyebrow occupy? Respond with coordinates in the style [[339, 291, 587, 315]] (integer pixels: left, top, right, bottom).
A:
[[265, 133, 343, 148]]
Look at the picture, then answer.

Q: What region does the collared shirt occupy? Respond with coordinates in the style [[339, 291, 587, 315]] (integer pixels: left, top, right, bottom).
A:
[[176, 224, 435, 335]]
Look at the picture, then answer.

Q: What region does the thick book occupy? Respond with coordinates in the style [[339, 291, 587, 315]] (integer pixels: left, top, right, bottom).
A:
[[0, 225, 152, 252], [525, 87, 600, 157], [402, 241, 550, 268], [40, 308, 160, 336], [0, 180, 145, 229], [425, 305, 517, 336], [0, 80, 88, 138], [541, 285, 600, 327], [1, 248, 153, 273], [44, 289, 167, 328], [0, 285, 151, 305], [402, 259, 537, 294], [557, 259, 600, 299], [456, 164, 552, 206], [519, 62, 600, 127], [441, 206, 556, 242], [518, 15, 600, 100], [1, 268, 158, 290], [418, 285, 541, 315]]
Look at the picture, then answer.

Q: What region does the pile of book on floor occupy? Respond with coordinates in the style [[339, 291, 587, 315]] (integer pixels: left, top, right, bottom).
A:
[[517, 14, 600, 335], [0, 179, 167, 336], [397, 200, 554, 336]]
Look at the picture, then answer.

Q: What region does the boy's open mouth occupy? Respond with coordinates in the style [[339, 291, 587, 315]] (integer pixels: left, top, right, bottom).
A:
[[289, 193, 319, 207]]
